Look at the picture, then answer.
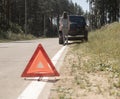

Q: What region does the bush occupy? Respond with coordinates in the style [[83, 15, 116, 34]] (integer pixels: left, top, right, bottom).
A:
[[0, 30, 8, 39], [0, 23, 36, 41], [9, 22, 23, 34]]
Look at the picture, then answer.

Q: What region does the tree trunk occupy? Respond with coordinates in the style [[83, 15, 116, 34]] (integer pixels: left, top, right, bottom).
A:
[[118, 0, 120, 22]]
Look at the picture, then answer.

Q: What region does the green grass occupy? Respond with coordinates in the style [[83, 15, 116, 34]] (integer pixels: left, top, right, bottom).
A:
[[75, 22, 120, 73], [70, 22, 120, 96], [50, 22, 120, 98]]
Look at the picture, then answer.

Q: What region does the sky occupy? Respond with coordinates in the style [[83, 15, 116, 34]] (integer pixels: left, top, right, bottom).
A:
[[71, 0, 89, 12]]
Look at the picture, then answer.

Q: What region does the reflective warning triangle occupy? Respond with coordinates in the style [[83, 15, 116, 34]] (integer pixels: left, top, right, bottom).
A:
[[21, 44, 59, 77]]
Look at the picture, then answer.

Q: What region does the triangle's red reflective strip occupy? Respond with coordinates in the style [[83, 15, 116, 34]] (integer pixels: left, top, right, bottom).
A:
[[21, 44, 59, 77]]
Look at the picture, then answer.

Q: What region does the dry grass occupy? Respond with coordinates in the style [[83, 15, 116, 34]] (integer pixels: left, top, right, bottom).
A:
[[49, 22, 120, 99]]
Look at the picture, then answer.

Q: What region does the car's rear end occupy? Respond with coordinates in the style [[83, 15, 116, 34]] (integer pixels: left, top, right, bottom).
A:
[[68, 15, 86, 36], [59, 15, 88, 45]]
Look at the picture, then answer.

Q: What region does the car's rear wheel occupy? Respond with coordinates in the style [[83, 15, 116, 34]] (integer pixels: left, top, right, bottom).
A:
[[59, 31, 63, 44], [84, 30, 88, 41]]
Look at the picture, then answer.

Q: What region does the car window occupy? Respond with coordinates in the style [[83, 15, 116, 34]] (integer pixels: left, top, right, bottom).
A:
[[69, 16, 85, 24]]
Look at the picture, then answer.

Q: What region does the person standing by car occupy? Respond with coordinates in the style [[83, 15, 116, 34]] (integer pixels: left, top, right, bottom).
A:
[[59, 11, 68, 45]]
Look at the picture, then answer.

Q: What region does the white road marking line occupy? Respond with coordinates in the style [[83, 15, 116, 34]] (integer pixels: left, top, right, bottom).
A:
[[17, 46, 66, 99]]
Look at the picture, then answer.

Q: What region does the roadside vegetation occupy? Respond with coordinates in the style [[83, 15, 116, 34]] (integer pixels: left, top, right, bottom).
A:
[[0, 31, 36, 42], [0, 0, 83, 38], [0, 23, 36, 42], [49, 22, 120, 99]]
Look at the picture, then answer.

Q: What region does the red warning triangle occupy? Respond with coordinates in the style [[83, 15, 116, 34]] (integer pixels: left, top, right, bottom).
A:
[[21, 44, 59, 77]]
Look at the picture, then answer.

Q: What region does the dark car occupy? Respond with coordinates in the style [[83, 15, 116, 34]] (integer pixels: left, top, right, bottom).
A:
[[59, 15, 88, 44]]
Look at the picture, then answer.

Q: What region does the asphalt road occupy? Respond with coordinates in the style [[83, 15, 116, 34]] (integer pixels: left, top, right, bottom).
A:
[[0, 38, 63, 99]]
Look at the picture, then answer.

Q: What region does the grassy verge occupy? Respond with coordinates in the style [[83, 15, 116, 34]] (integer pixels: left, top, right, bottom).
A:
[[0, 24, 36, 42], [0, 32, 36, 42], [49, 22, 120, 99]]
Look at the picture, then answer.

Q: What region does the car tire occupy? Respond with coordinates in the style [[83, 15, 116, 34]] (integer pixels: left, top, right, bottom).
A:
[[59, 31, 63, 44], [84, 30, 88, 42]]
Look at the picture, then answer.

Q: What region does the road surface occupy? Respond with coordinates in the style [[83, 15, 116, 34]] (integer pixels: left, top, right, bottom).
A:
[[0, 38, 64, 99]]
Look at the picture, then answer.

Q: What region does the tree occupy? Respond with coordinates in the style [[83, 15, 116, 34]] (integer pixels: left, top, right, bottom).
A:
[[0, 0, 84, 37], [87, 0, 119, 29]]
